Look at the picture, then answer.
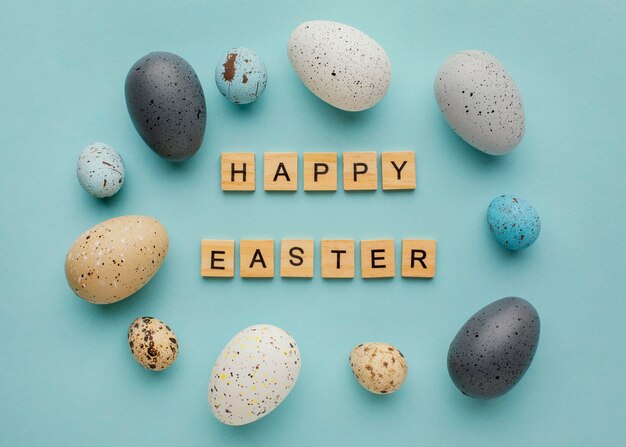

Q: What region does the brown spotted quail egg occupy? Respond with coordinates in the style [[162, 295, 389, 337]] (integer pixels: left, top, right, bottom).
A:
[[128, 317, 179, 371], [349, 342, 408, 394]]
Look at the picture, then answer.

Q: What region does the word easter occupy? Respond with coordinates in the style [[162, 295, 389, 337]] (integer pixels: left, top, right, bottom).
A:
[[221, 151, 416, 191], [201, 239, 436, 279]]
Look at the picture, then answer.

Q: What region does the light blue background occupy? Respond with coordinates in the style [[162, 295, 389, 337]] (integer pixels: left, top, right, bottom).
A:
[[1, 1, 625, 445]]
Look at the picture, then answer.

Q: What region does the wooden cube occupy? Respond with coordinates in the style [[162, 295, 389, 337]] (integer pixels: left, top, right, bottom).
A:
[[402, 240, 436, 278], [382, 151, 416, 190], [221, 152, 256, 191], [201, 240, 235, 277], [240, 240, 274, 278], [280, 240, 314, 277], [321, 240, 355, 278], [264, 152, 298, 191], [360, 240, 395, 278], [343, 152, 378, 190], [303, 152, 338, 191]]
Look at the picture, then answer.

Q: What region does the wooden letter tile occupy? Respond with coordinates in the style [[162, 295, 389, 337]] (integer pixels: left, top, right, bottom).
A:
[[221, 152, 256, 191], [303, 152, 338, 191], [321, 240, 355, 278], [382, 151, 416, 190], [402, 240, 436, 278], [280, 240, 314, 277], [201, 240, 235, 277], [343, 152, 378, 190], [264, 152, 298, 191], [240, 240, 274, 278], [360, 240, 395, 278]]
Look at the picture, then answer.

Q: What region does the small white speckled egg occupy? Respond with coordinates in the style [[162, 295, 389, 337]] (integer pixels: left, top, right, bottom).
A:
[[434, 50, 525, 155], [208, 324, 301, 426], [350, 342, 408, 394], [128, 317, 178, 371], [76, 142, 125, 197], [64, 215, 168, 304], [288, 20, 391, 112]]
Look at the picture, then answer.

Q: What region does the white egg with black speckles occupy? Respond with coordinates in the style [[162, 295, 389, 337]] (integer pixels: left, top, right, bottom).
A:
[[208, 324, 301, 426], [128, 317, 178, 371], [288, 20, 391, 112], [435, 50, 525, 155], [76, 142, 125, 198]]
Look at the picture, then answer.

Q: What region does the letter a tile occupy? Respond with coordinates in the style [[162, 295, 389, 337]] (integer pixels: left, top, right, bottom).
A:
[[264, 152, 298, 191], [240, 240, 274, 278]]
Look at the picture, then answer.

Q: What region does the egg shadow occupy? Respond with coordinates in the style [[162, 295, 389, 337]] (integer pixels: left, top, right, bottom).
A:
[[444, 380, 526, 421], [76, 188, 127, 217], [430, 106, 518, 169], [345, 362, 405, 411], [287, 73, 384, 127], [206, 396, 294, 441], [69, 258, 172, 324], [125, 351, 181, 383]]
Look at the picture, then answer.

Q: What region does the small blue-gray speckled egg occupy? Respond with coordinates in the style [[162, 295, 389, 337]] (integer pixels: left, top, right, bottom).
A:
[[215, 48, 267, 104], [487, 195, 540, 250], [76, 143, 125, 198]]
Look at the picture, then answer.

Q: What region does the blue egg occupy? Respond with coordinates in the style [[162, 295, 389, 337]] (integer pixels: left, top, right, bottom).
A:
[[487, 195, 541, 250], [76, 143, 125, 198], [215, 48, 267, 104]]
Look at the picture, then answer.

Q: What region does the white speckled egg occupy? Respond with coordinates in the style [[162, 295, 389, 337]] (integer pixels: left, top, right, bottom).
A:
[[208, 324, 301, 426], [349, 342, 408, 394], [434, 50, 525, 155], [64, 215, 168, 304], [288, 20, 391, 112], [128, 317, 178, 371], [76, 142, 125, 198]]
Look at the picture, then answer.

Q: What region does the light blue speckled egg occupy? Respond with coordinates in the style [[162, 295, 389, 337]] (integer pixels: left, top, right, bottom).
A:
[[487, 195, 541, 250], [215, 48, 267, 104], [76, 143, 125, 198]]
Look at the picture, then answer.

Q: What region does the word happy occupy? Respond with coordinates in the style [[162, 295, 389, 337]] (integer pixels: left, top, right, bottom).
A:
[[201, 239, 436, 279], [221, 151, 416, 191]]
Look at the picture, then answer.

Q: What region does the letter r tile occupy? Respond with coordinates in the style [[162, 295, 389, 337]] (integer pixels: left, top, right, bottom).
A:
[[401, 239, 436, 278]]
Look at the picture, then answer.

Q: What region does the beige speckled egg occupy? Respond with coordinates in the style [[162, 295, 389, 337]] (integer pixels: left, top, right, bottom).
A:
[[64, 215, 168, 304], [349, 342, 408, 394], [128, 317, 178, 371]]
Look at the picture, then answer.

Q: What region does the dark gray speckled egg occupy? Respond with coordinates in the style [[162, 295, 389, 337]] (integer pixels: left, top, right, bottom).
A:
[[447, 297, 540, 399], [125, 52, 206, 161]]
